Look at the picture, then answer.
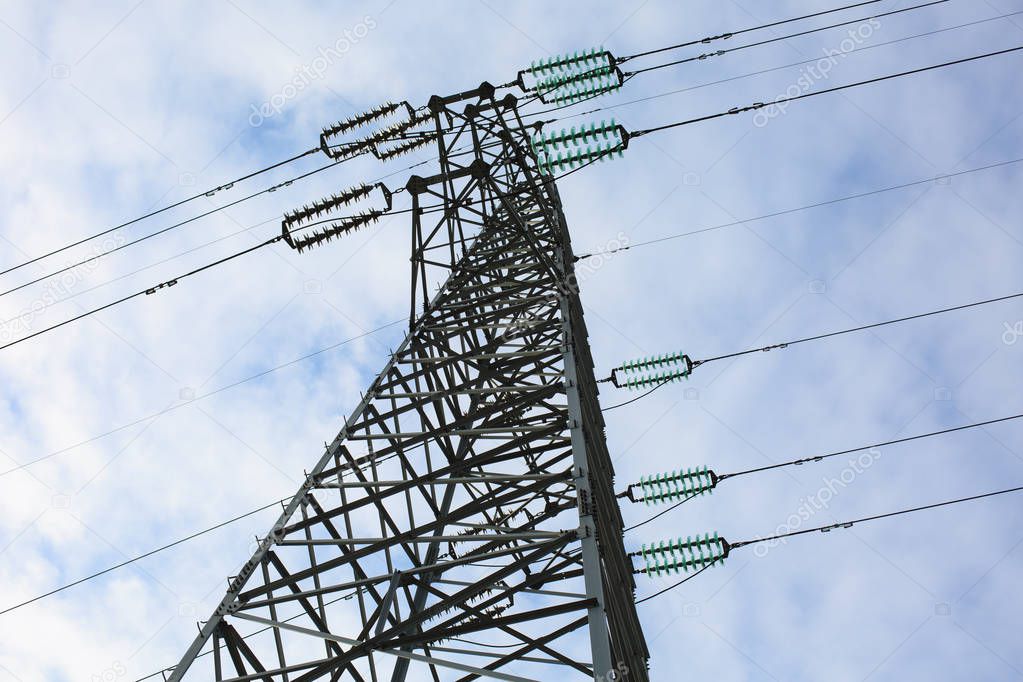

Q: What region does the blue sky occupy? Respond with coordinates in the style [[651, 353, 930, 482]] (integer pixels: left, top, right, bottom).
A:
[[1, 1, 1022, 680]]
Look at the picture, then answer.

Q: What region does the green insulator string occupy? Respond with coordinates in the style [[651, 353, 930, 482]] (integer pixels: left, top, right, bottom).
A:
[[634, 533, 730, 577], [630, 466, 718, 505], [529, 117, 631, 177], [604, 351, 695, 389], [535, 142, 626, 177], [533, 119, 619, 151], [526, 47, 610, 77], [535, 64, 615, 93], [619, 350, 689, 374], [546, 80, 623, 105]]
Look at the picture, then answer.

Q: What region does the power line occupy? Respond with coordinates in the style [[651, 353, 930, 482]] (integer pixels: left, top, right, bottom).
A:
[[601, 288, 1023, 390], [624, 491, 702, 533], [634, 564, 712, 605], [730, 484, 1023, 549], [0, 156, 352, 301], [0, 498, 285, 617], [1, 156, 439, 328], [690, 289, 1023, 369], [625, 0, 949, 76], [601, 288, 1023, 396], [523, 0, 947, 120], [601, 377, 671, 411], [632, 484, 1023, 603], [719, 413, 1023, 481], [0, 148, 318, 279], [575, 156, 1023, 259], [0, 237, 280, 353], [0, 319, 404, 477], [632, 44, 1023, 137], [620, 0, 885, 62], [553, 10, 1023, 122], [0, 215, 281, 329], [620, 413, 1023, 526], [521, 0, 912, 113]]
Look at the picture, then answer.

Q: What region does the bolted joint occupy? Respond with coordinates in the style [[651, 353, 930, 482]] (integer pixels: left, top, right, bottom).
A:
[[427, 94, 446, 114], [405, 174, 428, 195], [468, 158, 491, 179], [477, 81, 496, 100]]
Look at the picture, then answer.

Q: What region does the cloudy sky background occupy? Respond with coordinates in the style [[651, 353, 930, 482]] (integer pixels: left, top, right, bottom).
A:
[[1, 0, 1022, 680]]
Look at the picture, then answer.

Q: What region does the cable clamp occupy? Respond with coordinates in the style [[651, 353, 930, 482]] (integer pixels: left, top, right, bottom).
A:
[[145, 279, 178, 295]]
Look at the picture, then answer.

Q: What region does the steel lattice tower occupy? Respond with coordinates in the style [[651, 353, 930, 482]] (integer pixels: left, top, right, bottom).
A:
[[168, 84, 649, 682]]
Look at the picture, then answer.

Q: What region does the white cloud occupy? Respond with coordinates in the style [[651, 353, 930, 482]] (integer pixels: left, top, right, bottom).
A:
[[1, 0, 1023, 680]]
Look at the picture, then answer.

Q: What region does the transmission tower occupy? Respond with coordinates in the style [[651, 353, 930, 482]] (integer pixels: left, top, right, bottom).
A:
[[167, 84, 648, 681]]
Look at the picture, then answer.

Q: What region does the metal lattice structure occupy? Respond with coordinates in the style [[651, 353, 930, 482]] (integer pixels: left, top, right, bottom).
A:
[[168, 84, 648, 682]]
